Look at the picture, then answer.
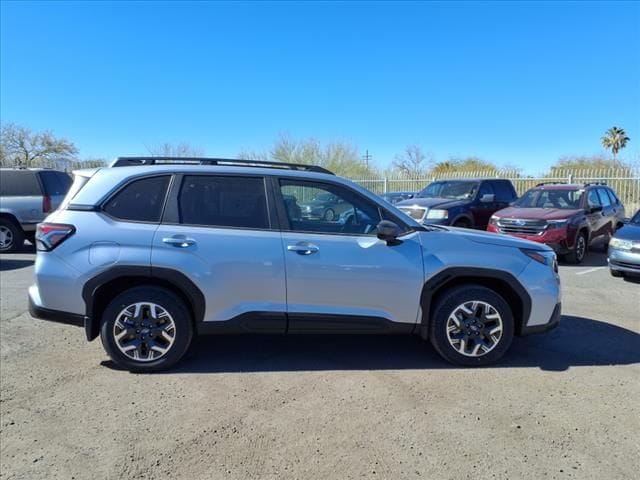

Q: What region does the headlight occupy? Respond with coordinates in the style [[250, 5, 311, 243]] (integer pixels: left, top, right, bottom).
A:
[[609, 238, 633, 251], [426, 209, 448, 219], [547, 219, 569, 229]]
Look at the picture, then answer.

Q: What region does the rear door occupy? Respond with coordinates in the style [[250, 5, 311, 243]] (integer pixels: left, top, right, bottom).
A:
[[0, 170, 44, 224], [275, 177, 424, 331], [151, 174, 287, 330]]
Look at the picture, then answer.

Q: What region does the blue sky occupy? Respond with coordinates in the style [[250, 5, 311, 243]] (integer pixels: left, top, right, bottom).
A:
[[1, 1, 639, 173]]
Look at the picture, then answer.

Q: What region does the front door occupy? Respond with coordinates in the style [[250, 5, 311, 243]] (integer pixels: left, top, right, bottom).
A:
[[276, 178, 424, 332]]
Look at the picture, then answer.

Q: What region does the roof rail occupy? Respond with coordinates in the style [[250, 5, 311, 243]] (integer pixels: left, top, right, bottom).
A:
[[583, 182, 607, 187], [535, 181, 567, 187], [111, 157, 334, 175]]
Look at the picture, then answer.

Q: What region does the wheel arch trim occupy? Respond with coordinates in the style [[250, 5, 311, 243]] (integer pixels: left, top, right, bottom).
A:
[[81, 265, 205, 341], [419, 267, 532, 338]]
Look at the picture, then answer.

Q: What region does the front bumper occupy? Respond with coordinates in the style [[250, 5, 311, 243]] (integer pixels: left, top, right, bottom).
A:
[[520, 302, 561, 335], [487, 225, 574, 254], [608, 248, 640, 275]]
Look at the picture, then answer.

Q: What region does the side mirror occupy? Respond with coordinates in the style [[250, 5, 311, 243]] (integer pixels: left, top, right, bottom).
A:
[[589, 205, 603, 214], [376, 220, 402, 245], [480, 193, 495, 203]]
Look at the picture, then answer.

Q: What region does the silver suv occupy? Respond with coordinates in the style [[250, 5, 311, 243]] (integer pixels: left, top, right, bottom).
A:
[[29, 158, 561, 372], [0, 168, 71, 252]]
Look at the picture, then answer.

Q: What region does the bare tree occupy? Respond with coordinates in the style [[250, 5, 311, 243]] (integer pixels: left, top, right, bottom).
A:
[[146, 142, 204, 157], [392, 145, 432, 177], [1, 123, 78, 167]]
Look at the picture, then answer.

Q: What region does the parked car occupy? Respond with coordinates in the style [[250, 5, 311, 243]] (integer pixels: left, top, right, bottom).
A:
[[608, 210, 640, 278], [30, 157, 560, 372], [0, 168, 72, 252], [395, 179, 517, 229], [299, 191, 352, 221], [488, 183, 626, 264], [381, 191, 415, 204]]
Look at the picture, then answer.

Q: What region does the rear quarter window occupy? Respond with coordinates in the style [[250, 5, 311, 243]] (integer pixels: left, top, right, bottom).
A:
[[103, 175, 170, 222], [0, 170, 42, 196]]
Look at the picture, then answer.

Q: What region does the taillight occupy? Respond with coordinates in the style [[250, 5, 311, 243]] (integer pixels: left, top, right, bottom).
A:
[[43, 195, 52, 213], [36, 223, 75, 251]]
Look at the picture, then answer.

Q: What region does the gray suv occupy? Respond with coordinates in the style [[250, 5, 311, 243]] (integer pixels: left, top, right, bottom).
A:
[[0, 168, 71, 252], [29, 157, 561, 372]]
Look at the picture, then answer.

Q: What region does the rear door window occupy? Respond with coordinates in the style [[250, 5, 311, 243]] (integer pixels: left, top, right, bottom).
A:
[[0, 170, 42, 196], [177, 175, 269, 229], [492, 181, 516, 202], [596, 188, 611, 207], [103, 175, 170, 222], [38, 171, 71, 196], [606, 189, 620, 206]]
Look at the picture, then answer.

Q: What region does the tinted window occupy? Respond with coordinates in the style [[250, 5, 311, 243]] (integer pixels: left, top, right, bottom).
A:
[[103, 176, 170, 222], [418, 181, 479, 200], [0, 170, 42, 196], [178, 175, 268, 229], [493, 181, 516, 202], [280, 179, 382, 235], [596, 188, 611, 207], [586, 189, 601, 208], [606, 189, 620, 205], [39, 171, 71, 196], [478, 182, 495, 199]]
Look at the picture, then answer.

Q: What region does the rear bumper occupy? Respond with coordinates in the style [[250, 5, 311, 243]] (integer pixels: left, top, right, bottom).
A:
[[29, 294, 85, 328], [520, 303, 561, 335]]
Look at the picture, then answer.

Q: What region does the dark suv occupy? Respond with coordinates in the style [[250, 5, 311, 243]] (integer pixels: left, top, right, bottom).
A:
[[395, 179, 517, 229], [488, 183, 626, 264]]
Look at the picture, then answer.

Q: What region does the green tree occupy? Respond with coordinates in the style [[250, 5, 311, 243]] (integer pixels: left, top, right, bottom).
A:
[[0, 122, 78, 167], [601, 126, 630, 165], [432, 156, 498, 173]]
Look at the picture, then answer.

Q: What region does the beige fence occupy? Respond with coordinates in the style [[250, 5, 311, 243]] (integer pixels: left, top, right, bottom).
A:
[[351, 168, 640, 215]]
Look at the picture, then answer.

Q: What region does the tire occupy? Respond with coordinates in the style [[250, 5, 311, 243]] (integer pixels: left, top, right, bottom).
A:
[[565, 232, 587, 264], [610, 269, 624, 278], [0, 218, 24, 253], [453, 218, 472, 229], [429, 285, 514, 367], [323, 209, 335, 221], [100, 286, 194, 373]]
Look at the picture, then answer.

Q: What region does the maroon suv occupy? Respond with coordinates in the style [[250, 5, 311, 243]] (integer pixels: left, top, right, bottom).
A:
[[487, 183, 626, 264]]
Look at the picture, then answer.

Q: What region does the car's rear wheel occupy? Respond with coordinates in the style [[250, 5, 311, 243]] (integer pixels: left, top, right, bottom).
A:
[[0, 218, 24, 253], [429, 285, 514, 366], [100, 286, 193, 373], [565, 232, 587, 264]]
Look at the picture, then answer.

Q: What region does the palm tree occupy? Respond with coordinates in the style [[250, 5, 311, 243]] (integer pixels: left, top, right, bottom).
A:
[[601, 126, 630, 165]]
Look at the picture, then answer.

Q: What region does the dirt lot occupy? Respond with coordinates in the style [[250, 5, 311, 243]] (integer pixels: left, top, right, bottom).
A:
[[1, 246, 639, 480]]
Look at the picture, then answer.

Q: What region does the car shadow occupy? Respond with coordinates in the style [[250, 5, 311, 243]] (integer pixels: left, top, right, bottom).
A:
[[0, 258, 35, 271], [101, 315, 640, 374], [559, 251, 608, 267]]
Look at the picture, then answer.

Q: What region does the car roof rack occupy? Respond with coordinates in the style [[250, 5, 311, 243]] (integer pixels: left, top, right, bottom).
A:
[[583, 182, 607, 187], [535, 181, 567, 187], [111, 156, 334, 175]]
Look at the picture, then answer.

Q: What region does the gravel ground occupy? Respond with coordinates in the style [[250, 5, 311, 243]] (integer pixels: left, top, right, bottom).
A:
[[1, 246, 639, 479]]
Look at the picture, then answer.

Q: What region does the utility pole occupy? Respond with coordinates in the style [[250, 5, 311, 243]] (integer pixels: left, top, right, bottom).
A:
[[362, 150, 372, 168]]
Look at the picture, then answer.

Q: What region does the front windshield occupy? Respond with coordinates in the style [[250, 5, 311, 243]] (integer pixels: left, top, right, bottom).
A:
[[515, 188, 584, 209], [418, 181, 479, 200], [631, 210, 640, 225]]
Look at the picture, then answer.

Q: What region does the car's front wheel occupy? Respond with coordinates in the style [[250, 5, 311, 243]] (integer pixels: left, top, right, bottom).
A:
[[100, 286, 193, 373], [429, 285, 514, 366], [565, 232, 587, 264]]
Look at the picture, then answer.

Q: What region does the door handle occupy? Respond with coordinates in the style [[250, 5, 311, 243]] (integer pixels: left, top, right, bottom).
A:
[[287, 243, 319, 255], [162, 235, 196, 248]]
